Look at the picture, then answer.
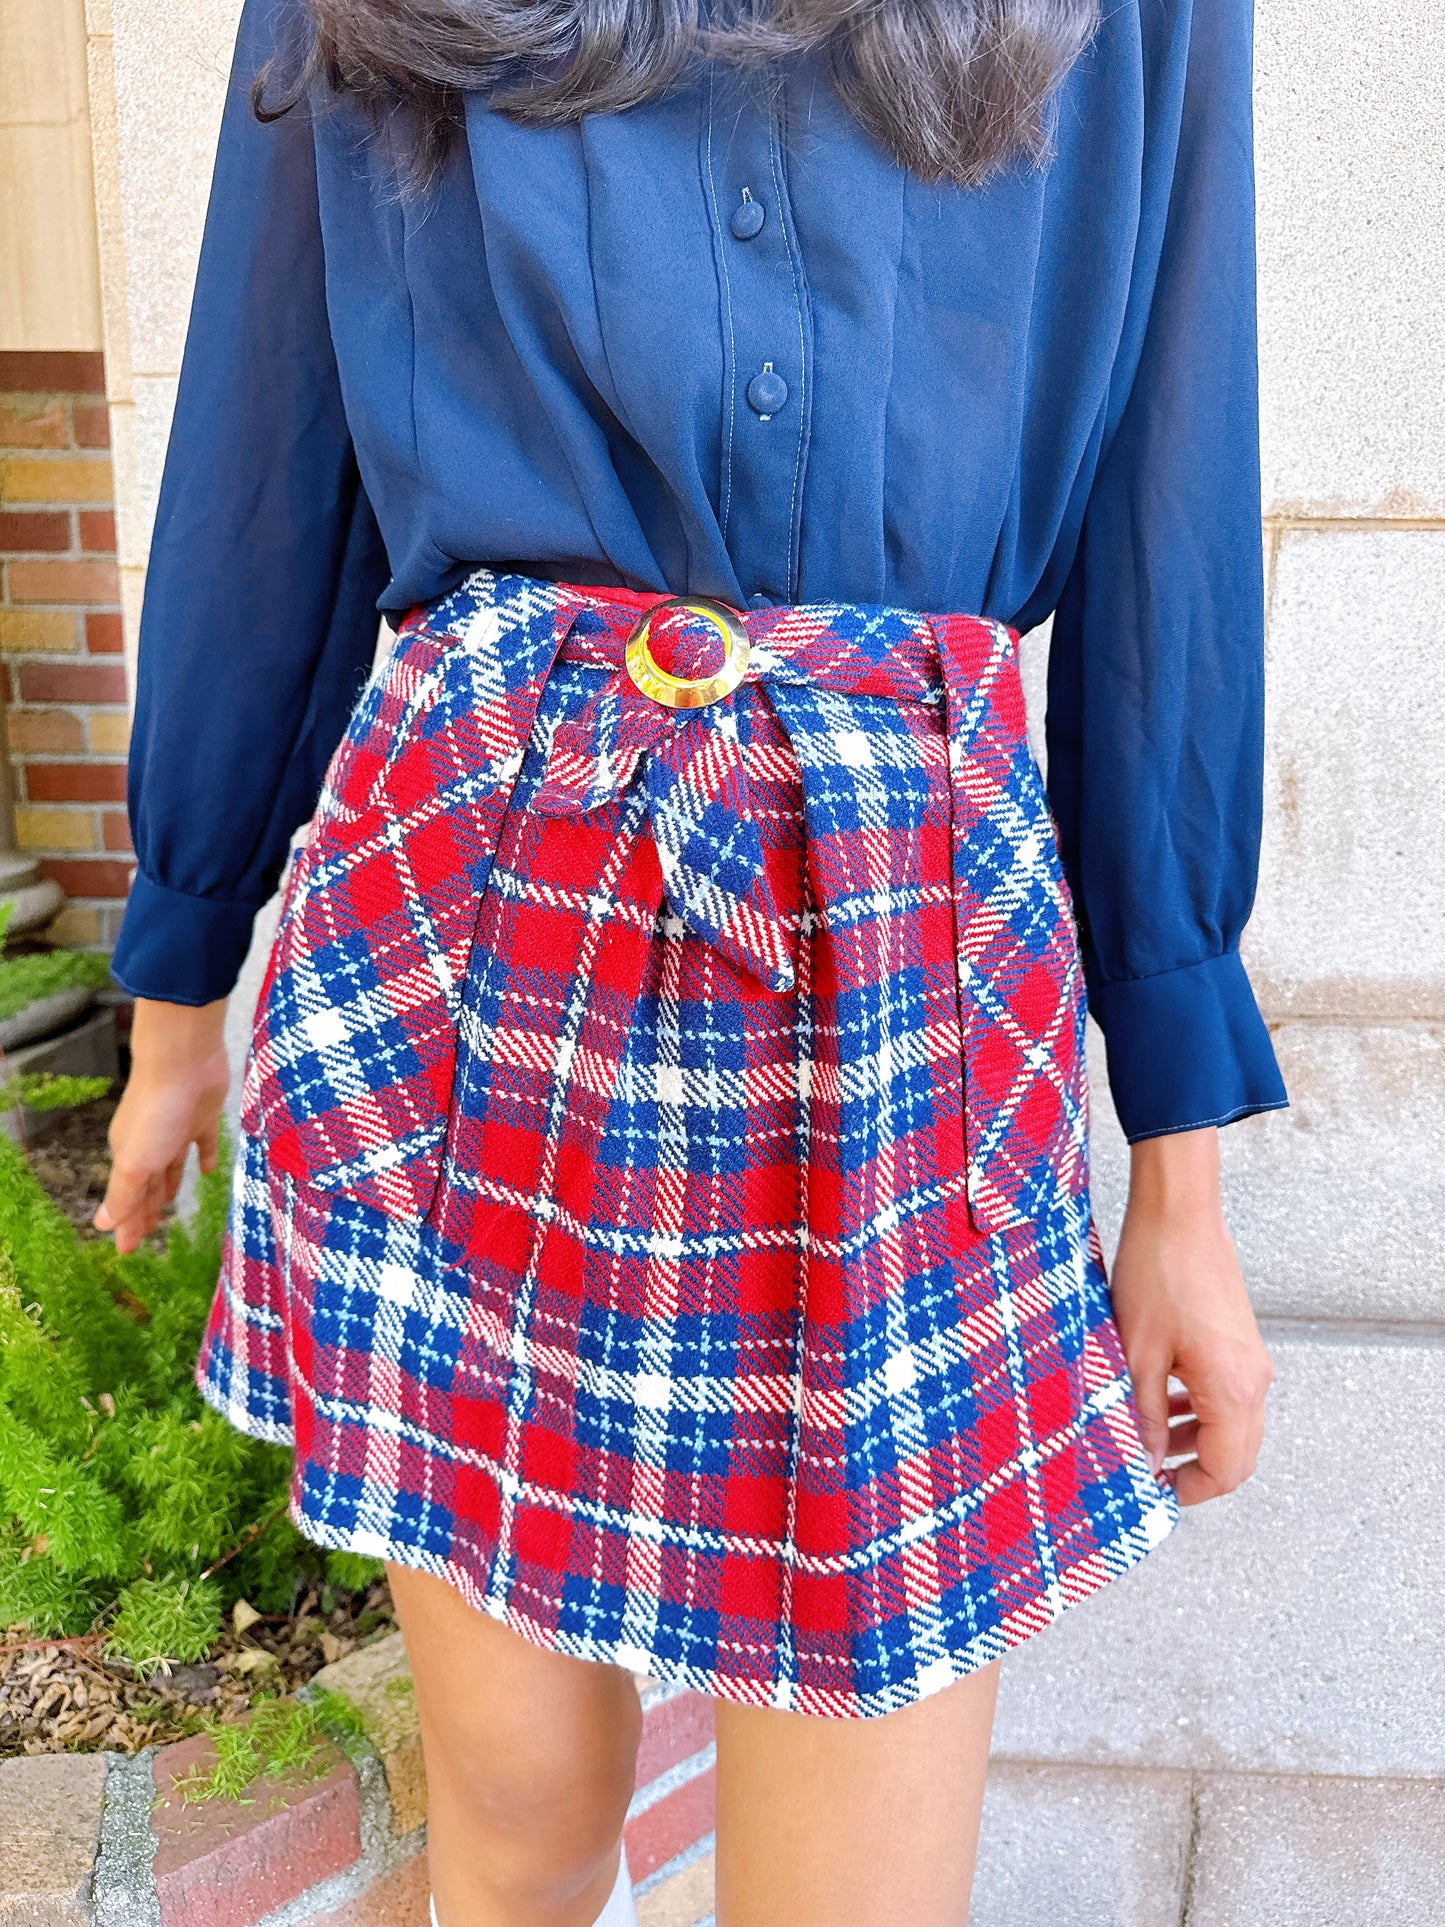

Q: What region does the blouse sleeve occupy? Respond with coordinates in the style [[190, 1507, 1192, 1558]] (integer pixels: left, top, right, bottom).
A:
[[111, 0, 391, 1007], [1046, 0, 1288, 1143]]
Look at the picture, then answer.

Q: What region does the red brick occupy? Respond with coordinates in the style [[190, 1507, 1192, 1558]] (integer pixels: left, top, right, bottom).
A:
[[39, 858, 134, 899], [0, 509, 69, 551], [0, 401, 67, 449], [103, 810, 134, 851], [25, 762, 128, 803], [85, 610, 125, 654], [8, 558, 120, 604], [16, 660, 127, 703], [79, 509, 116, 552], [71, 405, 111, 448], [624, 1766, 715, 1883], [151, 1732, 362, 1927], [304, 1849, 431, 1927], [635, 1692, 715, 1790], [0, 351, 106, 394]]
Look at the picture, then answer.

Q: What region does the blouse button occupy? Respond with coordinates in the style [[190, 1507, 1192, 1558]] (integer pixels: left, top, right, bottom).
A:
[[746, 365, 788, 417], [729, 191, 766, 240]]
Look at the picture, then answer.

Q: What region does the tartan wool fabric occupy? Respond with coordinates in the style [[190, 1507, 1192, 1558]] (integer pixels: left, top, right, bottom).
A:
[[201, 571, 1177, 1718]]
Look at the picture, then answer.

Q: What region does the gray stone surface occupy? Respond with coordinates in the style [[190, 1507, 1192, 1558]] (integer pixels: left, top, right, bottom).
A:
[[0, 1751, 108, 1925], [1087, 1023, 1445, 1324], [109, 0, 239, 376], [992, 1331, 1445, 1778], [1187, 1773, 1445, 1926], [1255, 0, 1445, 515], [1247, 529, 1445, 1019], [971, 1763, 1191, 1927], [128, 372, 178, 567]]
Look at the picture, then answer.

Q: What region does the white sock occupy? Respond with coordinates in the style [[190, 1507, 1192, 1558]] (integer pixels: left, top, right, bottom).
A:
[[430, 1846, 635, 1927], [596, 1846, 638, 1927]]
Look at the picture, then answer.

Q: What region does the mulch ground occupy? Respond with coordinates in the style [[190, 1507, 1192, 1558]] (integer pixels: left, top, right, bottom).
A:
[[0, 1581, 398, 1759], [19, 1087, 119, 1235], [1, 1085, 400, 1758]]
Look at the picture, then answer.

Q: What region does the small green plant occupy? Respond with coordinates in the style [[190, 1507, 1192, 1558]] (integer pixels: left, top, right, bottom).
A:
[[108, 1575, 224, 1671], [175, 1686, 368, 1803], [0, 1127, 329, 1662], [0, 1072, 111, 1113], [0, 902, 111, 1023], [324, 1549, 386, 1592]]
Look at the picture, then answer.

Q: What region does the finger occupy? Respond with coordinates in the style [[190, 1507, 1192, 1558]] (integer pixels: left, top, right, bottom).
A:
[[1127, 1352, 1173, 1479], [162, 1152, 187, 1205], [1170, 1409, 1262, 1506], [110, 1200, 161, 1255], [1163, 1419, 1201, 1462], [95, 1162, 158, 1233], [196, 1122, 220, 1175], [101, 1163, 167, 1240]]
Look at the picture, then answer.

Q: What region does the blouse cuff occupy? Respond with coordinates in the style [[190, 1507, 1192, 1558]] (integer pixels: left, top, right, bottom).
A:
[[111, 869, 262, 1007], [1088, 951, 1288, 1143]]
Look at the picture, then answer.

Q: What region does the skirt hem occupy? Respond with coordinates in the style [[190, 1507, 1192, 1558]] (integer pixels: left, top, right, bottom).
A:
[[196, 1358, 1179, 1721]]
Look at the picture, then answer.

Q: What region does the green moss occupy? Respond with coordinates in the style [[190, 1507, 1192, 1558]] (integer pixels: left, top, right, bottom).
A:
[[175, 1695, 333, 1805], [108, 1576, 223, 1673], [0, 950, 110, 1023], [323, 1549, 386, 1592], [309, 1684, 370, 1745], [0, 1073, 112, 1113]]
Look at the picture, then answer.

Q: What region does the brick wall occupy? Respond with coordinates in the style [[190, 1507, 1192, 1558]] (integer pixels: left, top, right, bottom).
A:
[[0, 350, 132, 950]]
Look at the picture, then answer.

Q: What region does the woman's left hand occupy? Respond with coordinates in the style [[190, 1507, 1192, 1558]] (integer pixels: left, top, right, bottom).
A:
[[1109, 1127, 1273, 1506]]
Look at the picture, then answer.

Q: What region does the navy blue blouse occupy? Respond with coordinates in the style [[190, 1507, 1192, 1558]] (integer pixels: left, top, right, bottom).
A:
[[113, 0, 1288, 1143]]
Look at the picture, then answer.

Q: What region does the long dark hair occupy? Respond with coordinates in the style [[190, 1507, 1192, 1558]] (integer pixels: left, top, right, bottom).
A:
[[259, 0, 1099, 189]]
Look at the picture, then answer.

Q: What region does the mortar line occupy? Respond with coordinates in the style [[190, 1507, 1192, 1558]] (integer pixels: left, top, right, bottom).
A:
[[986, 1755, 1445, 1788], [92, 1749, 162, 1927], [1259, 1316, 1445, 1347], [1263, 514, 1445, 533], [1257, 1012, 1445, 1027], [1176, 1774, 1203, 1927]]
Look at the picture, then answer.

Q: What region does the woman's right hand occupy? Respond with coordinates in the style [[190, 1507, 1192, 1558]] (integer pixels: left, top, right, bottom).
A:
[[96, 997, 230, 1253]]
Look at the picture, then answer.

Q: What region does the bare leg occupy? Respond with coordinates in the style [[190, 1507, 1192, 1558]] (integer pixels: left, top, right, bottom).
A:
[[714, 1661, 1000, 1927], [388, 1564, 641, 1927]]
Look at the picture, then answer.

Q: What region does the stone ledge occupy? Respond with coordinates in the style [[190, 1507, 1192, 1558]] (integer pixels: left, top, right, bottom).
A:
[[150, 1733, 361, 1927], [292, 1854, 430, 1927], [0, 1652, 722, 1926], [1188, 1771, 1445, 1925], [972, 1760, 1192, 1927], [311, 1637, 425, 1836], [0, 1752, 108, 1927]]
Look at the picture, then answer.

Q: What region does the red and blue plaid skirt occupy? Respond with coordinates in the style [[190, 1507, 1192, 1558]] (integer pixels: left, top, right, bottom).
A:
[[200, 570, 1175, 1718]]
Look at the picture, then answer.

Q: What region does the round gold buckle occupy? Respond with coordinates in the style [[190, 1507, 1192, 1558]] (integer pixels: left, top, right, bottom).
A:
[[625, 596, 750, 710]]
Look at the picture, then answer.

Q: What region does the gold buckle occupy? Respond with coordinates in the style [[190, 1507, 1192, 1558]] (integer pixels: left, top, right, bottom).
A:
[[624, 597, 750, 710]]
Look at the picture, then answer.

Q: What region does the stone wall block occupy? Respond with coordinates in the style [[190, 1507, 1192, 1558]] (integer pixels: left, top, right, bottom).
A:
[[970, 1763, 1191, 1927], [1246, 528, 1445, 1017], [1255, 0, 1445, 513], [108, 0, 241, 377], [1187, 1773, 1445, 1926], [992, 1333, 1445, 1778], [127, 372, 178, 567], [0, 1752, 109, 1926], [1087, 1023, 1445, 1323]]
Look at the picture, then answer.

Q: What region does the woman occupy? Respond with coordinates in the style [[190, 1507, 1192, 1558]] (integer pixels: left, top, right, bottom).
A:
[[98, 0, 1286, 1918]]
